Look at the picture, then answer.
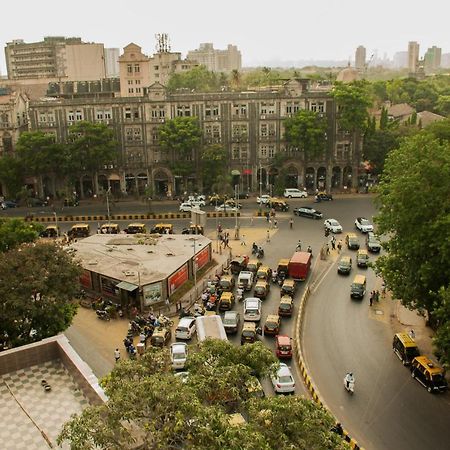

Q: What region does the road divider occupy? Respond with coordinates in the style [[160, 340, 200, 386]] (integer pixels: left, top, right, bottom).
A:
[[294, 275, 365, 450]]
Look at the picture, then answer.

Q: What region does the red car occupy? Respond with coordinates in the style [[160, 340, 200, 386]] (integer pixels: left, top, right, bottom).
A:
[[275, 335, 293, 359]]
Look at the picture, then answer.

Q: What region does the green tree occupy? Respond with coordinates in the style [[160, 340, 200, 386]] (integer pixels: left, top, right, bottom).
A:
[[423, 118, 450, 142], [200, 144, 229, 193], [435, 95, 450, 117], [58, 340, 346, 449], [0, 241, 81, 347], [68, 121, 118, 190], [433, 287, 450, 368], [283, 110, 328, 159], [379, 106, 389, 130], [16, 130, 66, 196], [0, 155, 24, 198], [374, 134, 450, 319], [0, 217, 43, 253], [167, 66, 223, 93]]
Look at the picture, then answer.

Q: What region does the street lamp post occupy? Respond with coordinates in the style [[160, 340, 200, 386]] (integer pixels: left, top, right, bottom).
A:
[[259, 164, 263, 214], [106, 187, 111, 224], [234, 184, 240, 240], [53, 212, 59, 237]]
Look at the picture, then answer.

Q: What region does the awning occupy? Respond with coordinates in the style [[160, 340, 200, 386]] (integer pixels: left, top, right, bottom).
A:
[[231, 170, 241, 176], [116, 281, 139, 292], [108, 174, 121, 181]]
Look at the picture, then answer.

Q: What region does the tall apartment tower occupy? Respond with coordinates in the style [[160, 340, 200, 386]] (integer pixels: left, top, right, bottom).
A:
[[424, 46, 442, 73], [408, 41, 420, 73], [355, 46, 366, 70], [4, 36, 106, 81], [105, 48, 120, 78], [187, 43, 241, 72]]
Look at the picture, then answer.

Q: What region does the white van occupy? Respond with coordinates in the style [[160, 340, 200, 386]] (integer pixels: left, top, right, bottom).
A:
[[243, 298, 262, 322], [175, 317, 196, 340], [170, 343, 188, 370], [283, 188, 307, 198], [238, 271, 254, 291]]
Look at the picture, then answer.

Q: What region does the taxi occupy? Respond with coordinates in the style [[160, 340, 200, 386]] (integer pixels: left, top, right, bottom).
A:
[[256, 265, 272, 281], [218, 292, 235, 312], [150, 327, 171, 347], [277, 259, 290, 278], [278, 296, 294, 317], [151, 223, 174, 234], [253, 280, 270, 299], [219, 274, 235, 291], [69, 223, 90, 238], [100, 223, 120, 234], [125, 223, 147, 234], [246, 258, 262, 274], [241, 322, 258, 345], [410, 356, 448, 393], [40, 225, 60, 238], [263, 314, 281, 335], [281, 279, 296, 298]]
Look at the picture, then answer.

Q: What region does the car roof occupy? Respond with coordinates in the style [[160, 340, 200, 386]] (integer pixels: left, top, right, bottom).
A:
[[277, 364, 291, 375], [353, 274, 366, 283], [280, 295, 293, 303], [266, 314, 279, 321], [221, 291, 233, 298], [245, 297, 260, 305], [395, 333, 418, 347], [224, 310, 238, 317], [255, 279, 268, 285], [243, 321, 256, 330], [283, 279, 295, 286], [414, 356, 444, 374], [276, 335, 291, 344], [340, 256, 352, 262], [258, 265, 270, 271], [178, 317, 195, 325]]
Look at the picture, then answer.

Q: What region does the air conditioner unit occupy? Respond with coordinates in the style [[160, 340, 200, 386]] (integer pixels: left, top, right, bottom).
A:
[[215, 117, 220, 121], [159, 118, 165, 123], [261, 115, 266, 119]]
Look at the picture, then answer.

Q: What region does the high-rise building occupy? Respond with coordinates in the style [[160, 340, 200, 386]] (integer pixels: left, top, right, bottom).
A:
[[355, 46, 366, 71], [393, 51, 408, 68], [105, 48, 120, 78], [4, 36, 106, 81], [187, 43, 242, 72], [408, 41, 420, 73], [424, 46, 442, 73], [441, 53, 450, 68]]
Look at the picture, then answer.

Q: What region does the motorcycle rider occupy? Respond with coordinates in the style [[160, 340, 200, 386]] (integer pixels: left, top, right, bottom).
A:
[[345, 372, 355, 390], [236, 287, 244, 301], [307, 245, 312, 254], [252, 242, 258, 254], [296, 240, 302, 251]]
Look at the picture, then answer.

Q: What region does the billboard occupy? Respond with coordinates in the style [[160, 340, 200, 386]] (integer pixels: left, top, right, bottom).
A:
[[168, 263, 189, 295], [194, 245, 210, 272], [143, 282, 162, 307]]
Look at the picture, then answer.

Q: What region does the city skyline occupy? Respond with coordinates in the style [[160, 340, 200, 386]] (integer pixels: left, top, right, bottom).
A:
[[1, 0, 449, 75]]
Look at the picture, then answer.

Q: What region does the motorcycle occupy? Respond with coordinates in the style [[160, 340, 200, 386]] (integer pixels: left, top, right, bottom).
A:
[[257, 247, 264, 259], [96, 309, 110, 321], [344, 374, 355, 394], [271, 272, 278, 283], [236, 289, 244, 302]]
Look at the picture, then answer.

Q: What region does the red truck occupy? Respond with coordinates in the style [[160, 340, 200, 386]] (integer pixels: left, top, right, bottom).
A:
[[288, 251, 311, 281]]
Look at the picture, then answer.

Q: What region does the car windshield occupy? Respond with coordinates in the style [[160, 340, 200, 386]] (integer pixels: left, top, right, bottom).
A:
[[282, 286, 294, 292], [340, 260, 350, 267], [279, 303, 290, 310], [351, 283, 363, 290], [220, 281, 231, 288], [242, 330, 255, 337], [172, 352, 185, 359], [223, 318, 236, 325], [266, 321, 277, 328], [431, 373, 446, 383], [360, 219, 370, 225], [329, 220, 339, 226], [278, 375, 293, 383]]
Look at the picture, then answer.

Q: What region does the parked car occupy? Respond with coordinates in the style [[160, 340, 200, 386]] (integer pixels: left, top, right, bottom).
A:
[[27, 198, 48, 207], [324, 218, 343, 233], [170, 343, 188, 370], [215, 204, 238, 212], [222, 311, 241, 334], [283, 188, 307, 198], [355, 217, 374, 233], [410, 356, 448, 393], [366, 232, 381, 253], [1, 200, 18, 209], [179, 202, 196, 212], [293, 206, 323, 219], [271, 363, 295, 394], [257, 194, 271, 204]]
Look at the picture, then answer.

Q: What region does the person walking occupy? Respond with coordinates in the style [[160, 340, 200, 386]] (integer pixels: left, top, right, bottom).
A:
[[337, 240, 342, 252], [331, 237, 336, 251], [266, 230, 270, 243], [240, 234, 246, 246], [289, 218, 293, 229], [369, 293, 373, 306], [274, 219, 278, 229], [409, 329, 415, 339], [114, 348, 120, 362], [375, 290, 380, 302]]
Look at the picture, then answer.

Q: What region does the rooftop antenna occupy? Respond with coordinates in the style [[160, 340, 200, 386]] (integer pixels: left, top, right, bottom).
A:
[[155, 33, 171, 53]]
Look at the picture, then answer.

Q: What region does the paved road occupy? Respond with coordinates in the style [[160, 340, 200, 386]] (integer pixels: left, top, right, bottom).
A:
[[302, 201, 450, 450]]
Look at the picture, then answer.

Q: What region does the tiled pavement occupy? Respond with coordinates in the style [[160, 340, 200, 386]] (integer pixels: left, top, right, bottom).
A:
[[0, 360, 89, 449]]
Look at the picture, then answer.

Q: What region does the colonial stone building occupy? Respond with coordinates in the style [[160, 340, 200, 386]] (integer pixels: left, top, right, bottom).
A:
[[27, 79, 362, 198]]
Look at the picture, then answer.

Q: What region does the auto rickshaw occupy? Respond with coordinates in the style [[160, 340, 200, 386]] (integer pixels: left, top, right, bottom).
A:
[[150, 327, 171, 347], [281, 279, 296, 298], [219, 292, 235, 311], [246, 258, 262, 274], [151, 223, 174, 234], [219, 274, 235, 291], [181, 224, 204, 235], [40, 225, 60, 238], [268, 198, 289, 212], [241, 322, 258, 345], [264, 314, 281, 335], [278, 296, 294, 317], [125, 223, 147, 234], [256, 265, 272, 281], [277, 259, 290, 279], [68, 223, 90, 238], [100, 223, 120, 234], [230, 255, 249, 275], [254, 280, 270, 299]]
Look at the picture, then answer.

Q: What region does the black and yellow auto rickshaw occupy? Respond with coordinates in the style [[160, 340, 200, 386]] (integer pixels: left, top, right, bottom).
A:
[[246, 258, 262, 274], [281, 279, 296, 298], [230, 255, 249, 275], [219, 274, 235, 292], [268, 198, 289, 212], [181, 224, 204, 235], [151, 223, 174, 234], [68, 223, 90, 238], [40, 225, 60, 238], [100, 223, 120, 234], [125, 223, 147, 234], [256, 265, 272, 281], [219, 292, 235, 311], [277, 258, 290, 279], [254, 280, 270, 299]]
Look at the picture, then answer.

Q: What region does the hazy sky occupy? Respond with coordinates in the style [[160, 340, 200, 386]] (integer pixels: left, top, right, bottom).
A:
[[1, 0, 449, 74]]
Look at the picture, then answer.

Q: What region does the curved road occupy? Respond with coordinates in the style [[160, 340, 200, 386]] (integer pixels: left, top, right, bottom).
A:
[[302, 201, 450, 450]]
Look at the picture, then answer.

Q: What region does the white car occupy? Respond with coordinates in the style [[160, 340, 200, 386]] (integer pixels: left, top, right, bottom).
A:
[[283, 188, 307, 199], [175, 317, 196, 340], [271, 363, 295, 394], [243, 298, 262, 322], [170, 343, 188, 370], [189, 199, 206, 207], [355, 217, 374, 233], [179, 202, 201, 212], [324, 218, 343, 233], [215, 204, 238, 212], [256, 195, 271, 205]]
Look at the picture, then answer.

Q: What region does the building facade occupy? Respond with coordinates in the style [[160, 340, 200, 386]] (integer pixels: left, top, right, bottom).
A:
[[408, 41, 420, 74], [105, 48, 120, 78], [4, 36, 106, 81], [424, 46, 442, 73], [355, 46, 366, 71], [27, 79, 362, 198], [187, 43, 242, 72]]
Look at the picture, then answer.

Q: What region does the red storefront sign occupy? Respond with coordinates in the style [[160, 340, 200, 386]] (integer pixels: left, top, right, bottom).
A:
[[168, 263, 189, 295], [194, 246, 210, 271], [80, 269, 92, 289], [243, 169, 252, 175]]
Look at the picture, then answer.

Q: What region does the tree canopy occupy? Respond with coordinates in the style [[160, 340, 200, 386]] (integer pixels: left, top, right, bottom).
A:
[[58, 340, 346, 449], [167, 66, 226, 93], [283, 110, 328, 159], [0, 241, 81, 348], [0, 217, 43, 253], [200, 144, 230, 194], [374, 133, 450, 362]]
